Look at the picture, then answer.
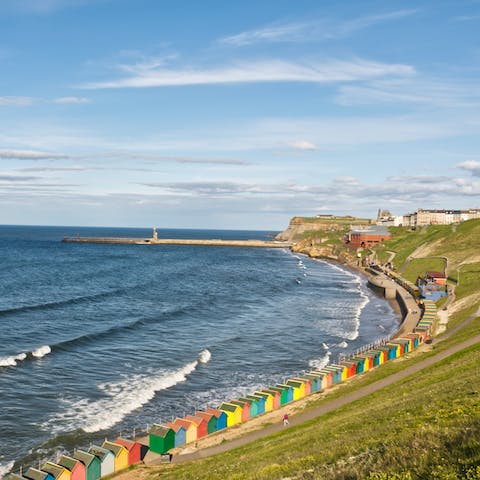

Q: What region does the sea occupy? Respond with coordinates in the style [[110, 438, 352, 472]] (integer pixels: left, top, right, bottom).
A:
[[0, 225, 400, 478]]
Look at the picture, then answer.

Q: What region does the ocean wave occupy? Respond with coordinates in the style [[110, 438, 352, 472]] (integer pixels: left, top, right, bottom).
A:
[[338, 341, 348, 348], [0, 353, 27, 367], [0, 460, 14, 479], [45, 350, 211, 434], [309, 351, 331, 370], [0, 289, 129, 318], [32, 345, 51, 358]]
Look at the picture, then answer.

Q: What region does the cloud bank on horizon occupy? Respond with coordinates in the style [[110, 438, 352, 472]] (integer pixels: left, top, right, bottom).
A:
[[0, 0, 479, 229]]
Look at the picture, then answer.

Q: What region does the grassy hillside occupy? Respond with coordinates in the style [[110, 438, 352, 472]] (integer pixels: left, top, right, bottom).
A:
[[135, 220, 480, 480]]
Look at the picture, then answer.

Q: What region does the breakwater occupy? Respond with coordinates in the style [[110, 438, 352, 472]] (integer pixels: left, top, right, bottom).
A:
[[62, 236, 293, 248]]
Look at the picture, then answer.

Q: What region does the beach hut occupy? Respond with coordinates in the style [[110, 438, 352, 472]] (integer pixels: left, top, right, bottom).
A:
[[185, 415, 209, 439], [24, 467, 55, 480], [195, 411, 218, 434], [229, 400, 251, 421], [389, 340, 405, 356], [274, 384, 294, 404], [219, 402, 242, 426], [57, 456, 85, 480], [291, 377, 312, 395], [356, 354, 373, 371], [88, 446, 115, 478], [206, 408, 227, 430], [238, 397, 259, 417], [323, 366, 343, 383], [313, 369, 333, 387], [385, 343, 400, 359], [268, 386, 289, 406], [331, 364, 348, 381], [262, 389, 281, 409], [253, 391, 274, 412], [41, 462, 70, 480], [339, 361, 357, 378], [173, 418, 197, 444], [149, 424, 176, 454], [286, 379, 305, 399], [73, 450, 101, 480], [304, 374, 322, 392], [165, 421, 186, 448], [102, 441, 129, 472], [350, 358, 366, 374], [246, 394, 266, 414], [114, 438, 148, 464]]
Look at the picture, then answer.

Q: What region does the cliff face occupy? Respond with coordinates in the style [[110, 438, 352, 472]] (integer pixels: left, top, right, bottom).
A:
[[276, 216, 358, 263]]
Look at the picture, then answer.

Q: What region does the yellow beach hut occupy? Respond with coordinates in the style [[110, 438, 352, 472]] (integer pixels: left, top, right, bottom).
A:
[[253, 391, 274, 412], [102, 441, 129, 472], [173, 418, 197, 444], [286, 379, 305, 399], [41, 462, 71, 480], [219, 402, 242, 426]]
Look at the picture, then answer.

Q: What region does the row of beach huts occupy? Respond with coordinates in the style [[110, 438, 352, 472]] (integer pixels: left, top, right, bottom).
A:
[[9, 295, 437, 480]]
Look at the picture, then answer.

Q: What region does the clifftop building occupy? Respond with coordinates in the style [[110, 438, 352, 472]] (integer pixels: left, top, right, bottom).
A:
[[378, 208, 480, 228]]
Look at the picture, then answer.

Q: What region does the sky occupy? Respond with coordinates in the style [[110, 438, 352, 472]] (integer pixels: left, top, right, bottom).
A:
[[1, 0, 480, 230]]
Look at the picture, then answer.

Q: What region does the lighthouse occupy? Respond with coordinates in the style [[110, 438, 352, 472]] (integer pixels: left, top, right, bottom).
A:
[[152, 227, 158, 241]]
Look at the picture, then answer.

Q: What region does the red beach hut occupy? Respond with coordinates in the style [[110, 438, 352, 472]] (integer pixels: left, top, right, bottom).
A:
[[229, 399, 251, 421], [195, 411, 218, 434], [114, 438, 147, 464], [185, 415, 208, 439]]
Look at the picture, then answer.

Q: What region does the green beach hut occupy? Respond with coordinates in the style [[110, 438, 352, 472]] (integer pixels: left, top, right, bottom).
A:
[[269, 386, 289, 406], [238, 396, 259, 417], [246, 393, 266, 414], [149, 424, 175, 454], [195, 411, 218, 434], [275, 384, 294, 403], [73, 450, 101, 480]]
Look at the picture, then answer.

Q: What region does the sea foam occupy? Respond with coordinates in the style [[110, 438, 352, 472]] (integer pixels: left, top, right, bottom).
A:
[[309, 351, 331, 370], [46, 350, 211, 434], [32, 345, 51, 358], [0, 460, 14, 478], [0, 353, 27, 368]]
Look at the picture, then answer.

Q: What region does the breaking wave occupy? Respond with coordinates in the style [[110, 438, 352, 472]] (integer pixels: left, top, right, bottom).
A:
[[32, 345, 51, 358], [45, 350, 211, 434], [308, 351, 331, 370], [0, 460, 14, 479]]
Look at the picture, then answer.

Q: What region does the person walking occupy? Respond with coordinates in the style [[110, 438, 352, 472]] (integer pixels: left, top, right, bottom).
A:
[[283, 413, 289, 426]]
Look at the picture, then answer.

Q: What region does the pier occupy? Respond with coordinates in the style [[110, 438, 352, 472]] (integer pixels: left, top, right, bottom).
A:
[[62, 229, 293, 249]]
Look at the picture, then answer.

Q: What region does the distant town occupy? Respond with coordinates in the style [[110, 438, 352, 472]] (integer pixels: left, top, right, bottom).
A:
[[376, 208, 480, 228]]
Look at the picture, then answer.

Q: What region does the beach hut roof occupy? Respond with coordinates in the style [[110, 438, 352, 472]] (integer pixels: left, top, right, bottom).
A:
[[185, 415, 205, 426], [89, 445, 111, 461], [114, 437, 137, 450], [219, 402, 239, 413], [238, 396, 255, 404], [42, 462, 66, 478], [286, 379, 302, 388], [73, 450, 96, 467], [102, 441, 126, 457], [24, 468, 50, 480], [174, 418, 195, 430], [196, 411, 215, 421], [230, 399, 248, 407], [165, 421, 184, 433], [57, 455, 79, 471], [205, 408, 224, 418], [253, 391, 271, 399], [150, 424, 173, 438]]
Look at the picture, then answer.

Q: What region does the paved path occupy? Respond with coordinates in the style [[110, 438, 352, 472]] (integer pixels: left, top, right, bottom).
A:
[[173, 332, 480, 464]]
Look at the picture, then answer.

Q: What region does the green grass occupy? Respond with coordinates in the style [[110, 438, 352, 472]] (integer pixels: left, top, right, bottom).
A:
[[401, 257, 446, 283]]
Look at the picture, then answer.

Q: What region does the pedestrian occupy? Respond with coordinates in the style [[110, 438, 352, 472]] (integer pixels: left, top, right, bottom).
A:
[[283, 413, 289, 426]]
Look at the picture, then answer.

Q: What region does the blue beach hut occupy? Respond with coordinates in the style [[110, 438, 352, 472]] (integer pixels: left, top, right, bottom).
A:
[[238, 397, 259, 417], [246, 394, 266, 414], [206, 408, 227, 430], [24, 467, 55, 480], [275, 384, 294, 403], [165, 421, 186, 447]]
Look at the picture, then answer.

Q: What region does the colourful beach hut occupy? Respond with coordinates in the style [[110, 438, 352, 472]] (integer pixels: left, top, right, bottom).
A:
[[286, 379, 305, 399], [41, 462, 70, 480], [246, 394, 266, 414], [304, 374, 322, 392], [253, 391, 274, 412], [206, 408, 227, 430], [269, 386, 290, 405], [275, 384, 294, 403], [339, 361, 357, 378], [102, 441, 129, 472], [261, 389, 281, 409], [88, 446, 115, 478], [185, 415, 208, 439], [195, 411, 218, 434], [291, 377, 312, 395], [316, 368, 335, 386], [237, 397, 259, 417], [386, 343, 401, 358], [229, 400, 251, 421], [173, 418, 197, 444], [219, 402, 242, 426], [331, 364, 348, 381], [165, 421, 186, 448], [356, 354, 372, 371], [57, 456, 85, 480], [114, 438, 148, 464], [149, 424, 175, 454], [24, 467, 55, 480], [389, 340, 405, 356], [73, 450, 101, 480], [323, 366, 343, 383]]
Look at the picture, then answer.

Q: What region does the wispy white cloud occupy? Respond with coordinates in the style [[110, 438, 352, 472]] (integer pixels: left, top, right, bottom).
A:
[[457, 160, 480, 177], [0, 96, 35, 106], [218, 10, 418, 46], [0, 96, 92, 107], [287, 140, 319, 151], [53, 96, 91, 104], [82, 57, 414, 89], [0, 149, 70, 160], [336, 78, 480, 107]]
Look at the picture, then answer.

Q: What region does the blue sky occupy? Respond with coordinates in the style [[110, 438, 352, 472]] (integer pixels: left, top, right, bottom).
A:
[[1, 0, 480, 229]]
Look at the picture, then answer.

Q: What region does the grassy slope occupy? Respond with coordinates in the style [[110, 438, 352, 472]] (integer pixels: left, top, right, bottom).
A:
[[143, 221, 480, 480]]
